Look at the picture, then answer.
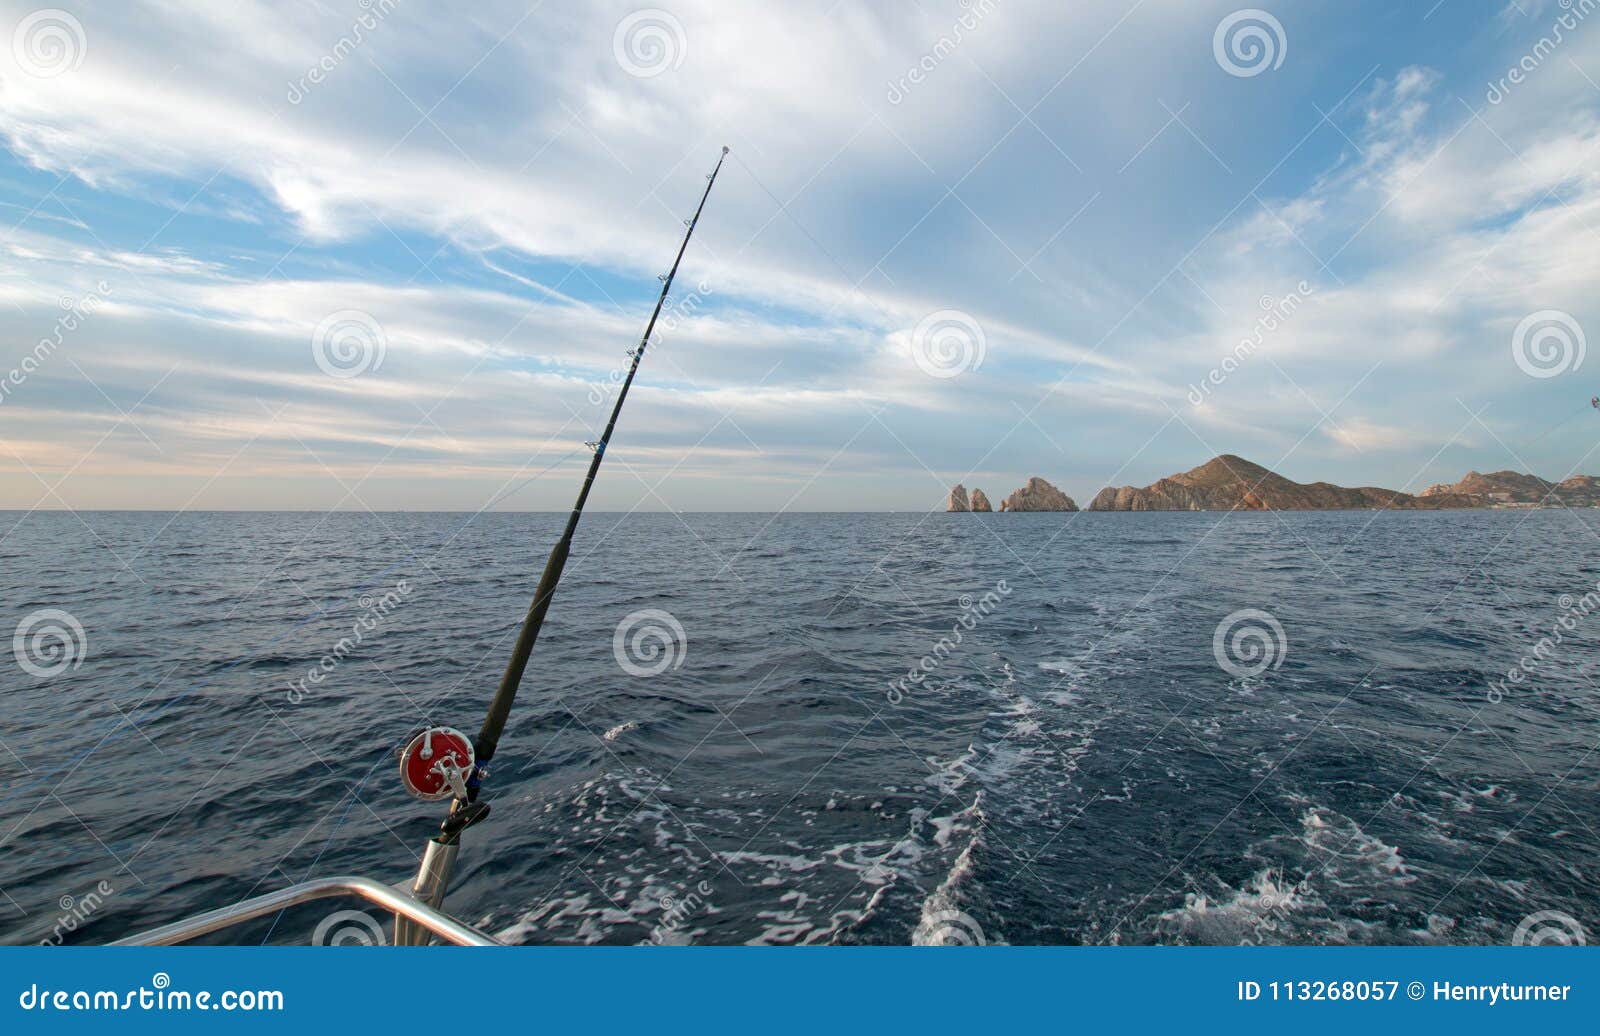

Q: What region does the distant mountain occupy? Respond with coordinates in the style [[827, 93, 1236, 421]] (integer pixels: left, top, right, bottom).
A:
[[1088, 455, 1485, 511], [1422, 470, 1600, 507], [1564, 475, 1600, 499]]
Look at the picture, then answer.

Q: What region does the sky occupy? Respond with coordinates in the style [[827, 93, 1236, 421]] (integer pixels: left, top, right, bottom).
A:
[[1, 0, 1598, 511]]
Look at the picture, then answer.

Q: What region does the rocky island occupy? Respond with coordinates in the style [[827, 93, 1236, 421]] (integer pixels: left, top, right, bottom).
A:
[[999, 477, 1078, 512], [1087, 455, 1482, 511], [1088, 455, 1595, 511], [947, 456, 1600, 514], [946, 478, 1076, 512], [1422, 470, 1600, 508]]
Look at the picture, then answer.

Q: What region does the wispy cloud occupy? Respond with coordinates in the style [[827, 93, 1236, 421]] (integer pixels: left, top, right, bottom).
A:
[[1, 1, 1598, 509]]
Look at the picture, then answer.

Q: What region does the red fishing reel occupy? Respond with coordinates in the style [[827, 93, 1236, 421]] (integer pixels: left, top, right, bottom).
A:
[[398, 727, 475, 802]]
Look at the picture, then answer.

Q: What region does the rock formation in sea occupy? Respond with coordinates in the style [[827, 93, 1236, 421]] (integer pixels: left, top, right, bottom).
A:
[[1422, 470, 1600, 507], [1087, 454, 1486, 511], [946, 485, 970, 512], [999, 477, 1078, 512], [970, 488, 993, 512], [1561, 475, 1600, 502]]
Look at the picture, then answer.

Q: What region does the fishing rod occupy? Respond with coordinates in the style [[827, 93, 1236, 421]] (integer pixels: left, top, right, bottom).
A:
[[392, 147, 730, 943]]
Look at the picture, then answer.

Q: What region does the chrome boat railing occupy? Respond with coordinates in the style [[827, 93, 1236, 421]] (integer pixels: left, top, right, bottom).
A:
[[108, 875, 500, 946]]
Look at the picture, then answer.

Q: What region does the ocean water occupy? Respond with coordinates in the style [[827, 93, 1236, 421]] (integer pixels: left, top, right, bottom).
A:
[[2, 508, 1598, 946]]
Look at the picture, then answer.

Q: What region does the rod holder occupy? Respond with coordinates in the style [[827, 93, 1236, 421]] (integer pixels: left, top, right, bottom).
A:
[[394, 837, 460, 946]]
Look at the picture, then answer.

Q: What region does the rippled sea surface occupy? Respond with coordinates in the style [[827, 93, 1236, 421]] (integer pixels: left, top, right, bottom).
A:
[[3, 509, 1599, 946]]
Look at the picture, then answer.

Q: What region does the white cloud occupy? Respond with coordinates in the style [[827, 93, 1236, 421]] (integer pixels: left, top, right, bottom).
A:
[[3, 2, 1600, 509]]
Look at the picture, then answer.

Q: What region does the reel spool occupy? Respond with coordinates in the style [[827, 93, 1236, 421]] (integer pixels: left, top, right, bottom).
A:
[[398, 727, 475, 802]]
